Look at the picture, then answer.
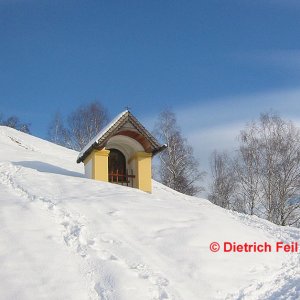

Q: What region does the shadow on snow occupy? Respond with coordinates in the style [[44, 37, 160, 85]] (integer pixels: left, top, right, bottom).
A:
[[14, 161, 84, 178]]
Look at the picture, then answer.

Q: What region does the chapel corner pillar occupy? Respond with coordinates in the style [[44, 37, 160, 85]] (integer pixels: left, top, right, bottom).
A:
[[93, 149, 110, 182], [135, 151, 152, 193]]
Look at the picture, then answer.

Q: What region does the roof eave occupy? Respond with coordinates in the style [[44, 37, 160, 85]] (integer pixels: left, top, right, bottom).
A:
[[76, 142, 99, 163], [152, 144, 167, 156]]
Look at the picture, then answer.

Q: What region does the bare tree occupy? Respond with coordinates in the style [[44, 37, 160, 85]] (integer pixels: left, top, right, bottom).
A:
[[208, 151, 236, 209], [234, 125, 262, 215], [235, 113, 300, 226], [154, 109, 205, 196], [67, 102, 109, 151], [47, 102, 109, 151], [0, 115, 31, 133], [261, 114, 300, 226], [48, 112, 71, 148], [209, 113, 300, 227]]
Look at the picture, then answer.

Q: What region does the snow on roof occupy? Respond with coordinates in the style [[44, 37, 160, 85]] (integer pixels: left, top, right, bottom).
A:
[[77, 109, 167, 163], [77, 110, 128, 162]]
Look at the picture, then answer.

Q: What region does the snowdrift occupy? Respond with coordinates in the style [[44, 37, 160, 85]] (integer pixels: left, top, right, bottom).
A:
[[0, 126, 299, 300]]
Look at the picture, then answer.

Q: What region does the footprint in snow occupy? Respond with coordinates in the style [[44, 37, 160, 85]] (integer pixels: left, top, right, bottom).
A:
[[107, 210, 120, 217]]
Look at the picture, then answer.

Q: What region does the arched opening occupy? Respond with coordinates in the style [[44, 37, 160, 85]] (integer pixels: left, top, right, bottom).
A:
[[108, 149, 126, 183], [106, 135, 143, 187], [108, 148, 136, 186]]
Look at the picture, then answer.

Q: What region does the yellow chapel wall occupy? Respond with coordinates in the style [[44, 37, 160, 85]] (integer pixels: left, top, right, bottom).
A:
[[135, 152, 152, 193], [83, 149, 110, 182]]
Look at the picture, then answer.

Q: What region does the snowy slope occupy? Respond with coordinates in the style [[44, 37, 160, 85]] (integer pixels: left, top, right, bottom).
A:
[[0, 126, 299, 300]]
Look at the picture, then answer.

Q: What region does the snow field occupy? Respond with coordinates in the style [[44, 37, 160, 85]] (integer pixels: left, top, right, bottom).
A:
[[0, 126, 299, 300]]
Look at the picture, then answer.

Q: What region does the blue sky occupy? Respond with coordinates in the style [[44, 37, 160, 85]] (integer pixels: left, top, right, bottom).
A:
[[1, 0, 300, 175]]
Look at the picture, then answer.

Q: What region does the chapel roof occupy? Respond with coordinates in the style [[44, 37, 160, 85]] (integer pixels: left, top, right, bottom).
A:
[[77, 110, 166, 163]]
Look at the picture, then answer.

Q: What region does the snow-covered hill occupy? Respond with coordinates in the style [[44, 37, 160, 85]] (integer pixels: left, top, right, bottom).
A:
[[0, 126, 299, 300]]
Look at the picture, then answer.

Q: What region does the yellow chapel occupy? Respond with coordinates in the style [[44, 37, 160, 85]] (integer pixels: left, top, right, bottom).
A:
[[77, 110, 166, 193]]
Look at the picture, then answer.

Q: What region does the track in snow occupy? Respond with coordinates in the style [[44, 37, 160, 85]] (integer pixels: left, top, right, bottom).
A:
[[0, 162, 178, 300]]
